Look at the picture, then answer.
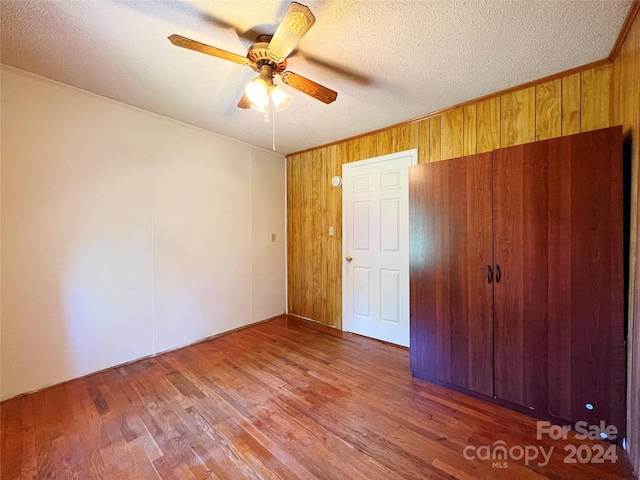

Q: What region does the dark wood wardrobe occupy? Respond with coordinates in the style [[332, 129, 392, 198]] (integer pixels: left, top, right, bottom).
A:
[[409, 126, 625, 436]]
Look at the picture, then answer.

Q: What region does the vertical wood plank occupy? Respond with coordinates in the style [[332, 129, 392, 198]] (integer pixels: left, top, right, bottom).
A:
[[611, 56, 621, 127], [376, 128, 393, 156], [286, 155, 299, 314], [441, 108, 464, 160], [561, 73, 581, 136], [463, 104, 477, 156], [333, 141, 347, 166], [418, 119, 430, 164], [286, 154, 293, 313], [346, 139, 360, 164], [398, 122, 419, 152], [321, 147, 332, 326], [581, 64, 613, 132], [535, 79, 561, 140], [429, 116, 442, 162], [325, 144, 341, 328], [359, 134, 377, 160], [295, 153, 306, 318], [336, 140, 351, 326], [300, 152, 314, 319], [501, 87, 535, 147], [311, 149, 324, 323], [477, 97, 501, 153]]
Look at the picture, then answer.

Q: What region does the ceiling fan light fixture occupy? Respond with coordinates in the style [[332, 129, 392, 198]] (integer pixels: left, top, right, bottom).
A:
[[270, 85, 292, 112], [245, 77, 269, 105], [250, 100, 269, 113], [169, 2, 338, 117]]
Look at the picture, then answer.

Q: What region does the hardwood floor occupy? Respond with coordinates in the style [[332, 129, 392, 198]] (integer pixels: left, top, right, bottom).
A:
[[1, 315, 633, 479]]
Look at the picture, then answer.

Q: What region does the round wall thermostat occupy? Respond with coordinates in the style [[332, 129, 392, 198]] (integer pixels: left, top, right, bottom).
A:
[[331, 176, 342, 187]]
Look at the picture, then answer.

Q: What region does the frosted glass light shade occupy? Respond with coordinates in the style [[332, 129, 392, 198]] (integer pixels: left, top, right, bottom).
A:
[[250, 101, 269, 113], [270, 86, 292, 112], [245, 78, 269, 105]]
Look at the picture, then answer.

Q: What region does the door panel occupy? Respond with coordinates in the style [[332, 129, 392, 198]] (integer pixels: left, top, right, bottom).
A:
[[380, 269, 400, 323], [409, 162, 441, 379], [353, 201, 371, 251], [380, 199, 400, 251], [343, 150, 416, 347], [493, 127, 624, 435], [493, 142, 549, 411], [565, 128, 624, 435], [353, 267, 371, 317], [465, 154, 495, 396], [409, 152, 493, 396]]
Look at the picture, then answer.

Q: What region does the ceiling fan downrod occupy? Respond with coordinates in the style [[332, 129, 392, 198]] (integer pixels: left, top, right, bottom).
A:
[[258, 63, 274, 85]]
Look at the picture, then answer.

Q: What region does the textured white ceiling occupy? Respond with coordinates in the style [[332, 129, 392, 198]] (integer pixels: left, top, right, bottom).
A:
[[0, 0, 632, 154]]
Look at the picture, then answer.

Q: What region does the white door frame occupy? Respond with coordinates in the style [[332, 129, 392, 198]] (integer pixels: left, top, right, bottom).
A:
[[341, 149, 418, 346]]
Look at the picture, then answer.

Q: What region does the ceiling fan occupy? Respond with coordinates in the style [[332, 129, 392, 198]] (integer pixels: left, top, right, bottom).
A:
[[168, 2, 337, 113]]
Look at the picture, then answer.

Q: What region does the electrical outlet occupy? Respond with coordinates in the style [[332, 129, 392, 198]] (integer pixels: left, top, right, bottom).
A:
[[271, 233, 276, 243], [329, 226, 334, 236]]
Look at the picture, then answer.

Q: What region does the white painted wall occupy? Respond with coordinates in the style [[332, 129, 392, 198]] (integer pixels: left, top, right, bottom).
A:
[[0, 66, 286, 400], [251, 149, 287, 323]]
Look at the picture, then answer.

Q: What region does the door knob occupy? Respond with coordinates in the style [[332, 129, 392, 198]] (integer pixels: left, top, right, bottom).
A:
[[346, 256, 353, 262]]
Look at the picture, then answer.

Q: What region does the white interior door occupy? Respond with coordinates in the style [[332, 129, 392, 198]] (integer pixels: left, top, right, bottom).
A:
[[342, 149, 416, 347]]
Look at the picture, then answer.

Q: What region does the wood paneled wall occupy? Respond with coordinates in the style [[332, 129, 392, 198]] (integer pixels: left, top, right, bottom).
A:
[[615, 4, 640, 475], [288, 62, 618, 329], [288, 4, 640, 473]]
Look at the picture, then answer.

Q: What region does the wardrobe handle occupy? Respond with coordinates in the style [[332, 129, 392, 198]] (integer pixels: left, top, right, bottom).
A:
[[496, 264, 501, 283], [487, 265, 493, 284]]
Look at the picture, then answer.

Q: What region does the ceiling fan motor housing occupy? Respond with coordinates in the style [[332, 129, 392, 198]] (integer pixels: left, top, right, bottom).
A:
[[248, 35, 287, 74]]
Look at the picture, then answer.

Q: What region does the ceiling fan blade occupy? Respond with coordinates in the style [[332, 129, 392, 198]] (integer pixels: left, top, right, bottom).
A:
[[267, 2, 315, 62], [168, 34, 255, 67], [280, 71, 337, 104], [238, 92, 252, 109]]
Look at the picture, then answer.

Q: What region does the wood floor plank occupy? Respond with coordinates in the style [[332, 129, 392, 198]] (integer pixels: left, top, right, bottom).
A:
[[0, 315, 634, 479]]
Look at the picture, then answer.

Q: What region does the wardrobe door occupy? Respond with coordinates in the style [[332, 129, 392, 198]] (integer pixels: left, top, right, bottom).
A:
[[553, 127, 624, 435], [493, 140, 551, 412], [493, 126, 625, 435], [409, 153, 493, 396]]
